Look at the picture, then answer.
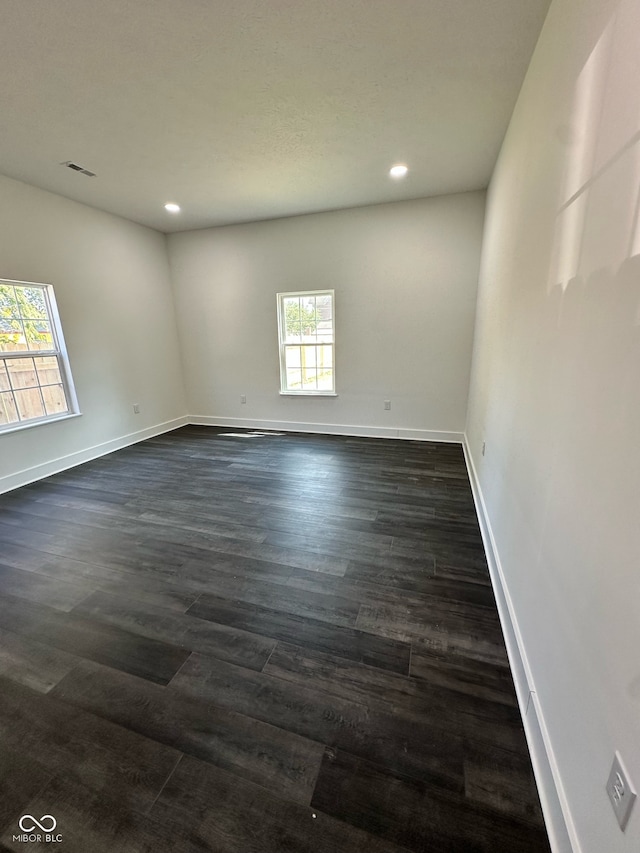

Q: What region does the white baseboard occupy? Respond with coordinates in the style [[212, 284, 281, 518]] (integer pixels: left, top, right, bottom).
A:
[[462, 436, 580, 853], [189, 415, 463, 444], [0, 415, 189, 495], [0, 415, 461, 496]]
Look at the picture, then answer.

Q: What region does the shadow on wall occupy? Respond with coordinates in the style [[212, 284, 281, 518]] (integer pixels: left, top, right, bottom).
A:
[[548, 0, 640, 290], [547, 254, 640, 415], [542, 0, 640, 446]]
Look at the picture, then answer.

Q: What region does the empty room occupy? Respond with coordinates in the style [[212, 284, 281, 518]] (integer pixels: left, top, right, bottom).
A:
[[0, 1, 638, 852]]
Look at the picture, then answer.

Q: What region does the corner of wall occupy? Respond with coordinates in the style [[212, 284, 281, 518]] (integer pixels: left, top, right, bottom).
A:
[[0, 416, 189, 496]]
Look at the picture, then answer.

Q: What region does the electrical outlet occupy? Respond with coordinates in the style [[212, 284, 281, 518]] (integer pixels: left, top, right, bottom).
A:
[[133, 403, 140, 414], [240, 395, 247, 404], [482, 441, 486, 456], [384, 400, 391, 411], [607, 752, 636, 830]]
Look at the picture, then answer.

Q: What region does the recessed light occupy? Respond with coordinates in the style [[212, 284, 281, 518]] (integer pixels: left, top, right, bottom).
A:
[[389, 164, 408, 179], [164, 203, 181, 213]]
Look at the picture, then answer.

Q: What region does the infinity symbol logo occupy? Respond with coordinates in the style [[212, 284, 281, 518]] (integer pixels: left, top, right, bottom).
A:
[[19, 815, 57, 832]]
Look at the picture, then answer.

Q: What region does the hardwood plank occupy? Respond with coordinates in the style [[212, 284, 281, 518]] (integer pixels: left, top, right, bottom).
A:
[[172, 573, 361, 628], [464, 739, 545, 827], [228, 490, 379, 521], [169, 651, 463, 789], [343, 553, 438, 593], [51, 660, 324, 806], [74, 590, 276, 671], [0, 518, 187, 579], [410, 648, 517, 707], [179, 551, 295, 587], [435, 559, 492, 587], [252, 510, 396, 547], [0, 548, 199, 613], [0, 496, 268, 546], [0, 675, 181, 815], [0, 593, 190, 685], [195, 538, 349, 576], [264, 640, 518, 724], [355, 599, 503, 647], [285, 567, 496, 610], [263, 642, 525, 749], [0, 563, 95, 612], [0, 774, 210, 853], [263, 528, 393, 562], [264, 640, 430, 711], [150, 753, 415, 853], [0, 626, 77, 693], [422, 631, 511, 668], [188, 593, 411, 674], [311, 748, 551, 853], [0, 745, 52, 836]]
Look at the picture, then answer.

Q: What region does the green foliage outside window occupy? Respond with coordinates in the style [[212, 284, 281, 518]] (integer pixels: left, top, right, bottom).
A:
[[0, 284, 52, 348], [285, 298, 317, 336]]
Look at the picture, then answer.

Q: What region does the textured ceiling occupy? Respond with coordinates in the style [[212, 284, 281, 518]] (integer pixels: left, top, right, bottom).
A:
[[0, 0, 551, 233]]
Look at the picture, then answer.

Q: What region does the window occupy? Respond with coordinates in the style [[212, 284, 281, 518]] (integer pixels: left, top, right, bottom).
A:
[[277, 290, 335, 394], [0, 279, 78, 432]]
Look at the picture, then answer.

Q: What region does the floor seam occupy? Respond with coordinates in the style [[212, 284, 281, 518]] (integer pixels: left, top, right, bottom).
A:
[[261, 642, 278, 672], [145, 753, 184, 816], [166, 650, 195, 686]]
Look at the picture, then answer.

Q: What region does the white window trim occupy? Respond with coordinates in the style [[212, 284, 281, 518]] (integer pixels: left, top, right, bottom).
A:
[[278, 391, 338, 397], [0, 412, 81, 437], [276, 289, 336, 396], [0, 278, 80, 434]]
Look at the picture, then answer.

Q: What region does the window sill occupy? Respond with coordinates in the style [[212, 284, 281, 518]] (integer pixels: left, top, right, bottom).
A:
[[279, 392, 338, 397], [0, 411, 82, 437]]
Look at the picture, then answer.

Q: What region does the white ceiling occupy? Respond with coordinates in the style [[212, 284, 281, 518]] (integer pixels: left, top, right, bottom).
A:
[[0, 0, 551, 233]]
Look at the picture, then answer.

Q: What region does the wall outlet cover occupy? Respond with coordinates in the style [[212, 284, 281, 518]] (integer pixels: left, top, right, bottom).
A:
[[607, 752, 636, 831]]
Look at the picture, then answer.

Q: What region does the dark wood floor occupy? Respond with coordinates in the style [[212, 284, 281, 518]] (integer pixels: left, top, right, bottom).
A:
[[0, 426, 551, 852]]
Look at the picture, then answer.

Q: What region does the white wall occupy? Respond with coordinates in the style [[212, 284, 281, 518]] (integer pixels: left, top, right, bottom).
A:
[[466, 0, 640, 850], [168, 193, 484, 440], [0, 174, 187, 492]]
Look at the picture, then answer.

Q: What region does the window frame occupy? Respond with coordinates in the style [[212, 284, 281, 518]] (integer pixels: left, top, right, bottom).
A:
[[276, 289, 336, 396], [0, 278, 79, 434]]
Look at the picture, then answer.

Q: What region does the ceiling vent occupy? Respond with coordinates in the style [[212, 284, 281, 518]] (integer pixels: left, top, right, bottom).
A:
[[61, 161, 96, 177]]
